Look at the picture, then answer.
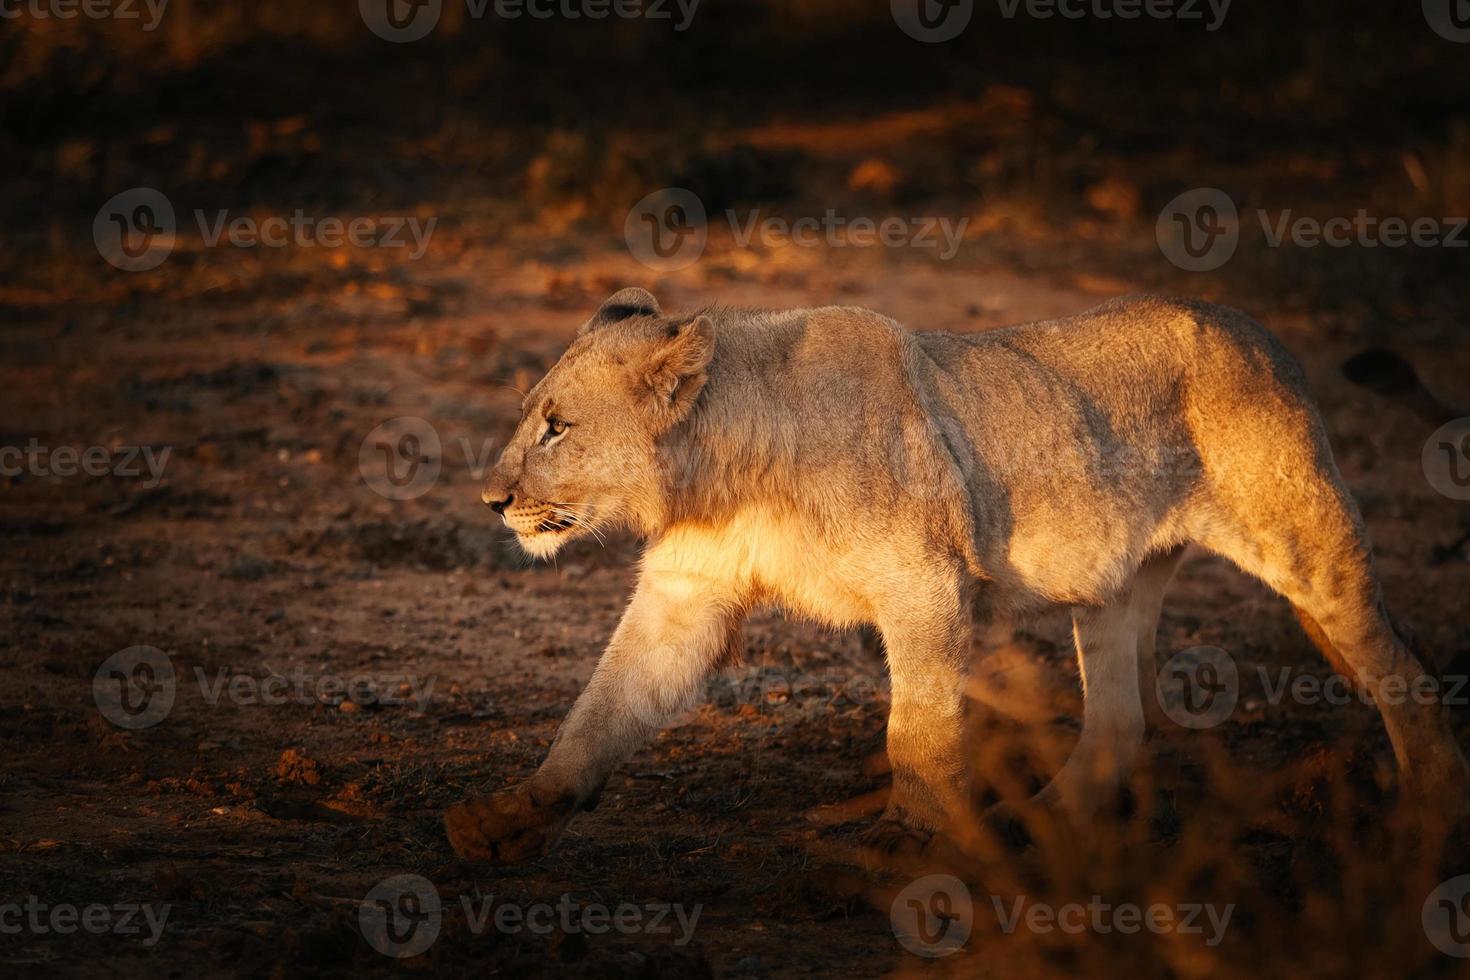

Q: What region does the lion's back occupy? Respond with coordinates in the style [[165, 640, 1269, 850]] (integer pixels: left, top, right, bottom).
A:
[[905, 296, 1328, 602]]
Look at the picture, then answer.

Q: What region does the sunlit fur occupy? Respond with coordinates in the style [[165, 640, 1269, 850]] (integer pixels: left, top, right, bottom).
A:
[[447, 288, 1470, 863]]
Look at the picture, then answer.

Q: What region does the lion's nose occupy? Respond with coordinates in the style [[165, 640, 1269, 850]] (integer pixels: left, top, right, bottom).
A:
[[482, 464, 516, 512]]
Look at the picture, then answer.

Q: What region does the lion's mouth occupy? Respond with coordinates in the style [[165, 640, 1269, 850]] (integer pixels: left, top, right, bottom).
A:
[[534, 514, 578, 534]]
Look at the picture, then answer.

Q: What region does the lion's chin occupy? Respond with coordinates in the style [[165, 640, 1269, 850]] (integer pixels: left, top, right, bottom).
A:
[[515, 528, 577, 561]]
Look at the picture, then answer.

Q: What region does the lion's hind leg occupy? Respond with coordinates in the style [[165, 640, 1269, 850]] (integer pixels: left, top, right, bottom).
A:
[[1036, 596, 1149, 821], [1130, 546, 1187, 726], [979, 586, 1151, 846]]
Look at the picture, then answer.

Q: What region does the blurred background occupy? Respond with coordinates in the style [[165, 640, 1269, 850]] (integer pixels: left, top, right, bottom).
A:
[[4, 0, 1469, 326], [4, 1, 1470, 977]]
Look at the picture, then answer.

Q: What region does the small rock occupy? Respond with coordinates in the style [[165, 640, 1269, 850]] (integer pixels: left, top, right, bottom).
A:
[[275, 747, 322, 785], [223, 556, 277, 581], [847, 159, 902, 198], [735, 955, 768, 976]]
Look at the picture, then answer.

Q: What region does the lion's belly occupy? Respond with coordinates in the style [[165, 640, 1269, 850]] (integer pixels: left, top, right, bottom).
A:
[[1000, 520, 1142, 607], [984, 485, 1192, 608], [749, 553, 874, 628], [650, 508, 875, 628]]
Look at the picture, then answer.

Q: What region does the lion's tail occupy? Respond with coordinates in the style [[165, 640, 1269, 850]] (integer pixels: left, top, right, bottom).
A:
[[1340, 347, 1465, 426]]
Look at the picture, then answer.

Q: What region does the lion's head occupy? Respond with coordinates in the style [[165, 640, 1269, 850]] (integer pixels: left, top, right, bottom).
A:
[[480, 288, 714, 559]]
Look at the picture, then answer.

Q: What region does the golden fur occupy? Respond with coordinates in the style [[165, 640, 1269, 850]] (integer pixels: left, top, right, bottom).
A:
[[445, 288, 1468, 863]]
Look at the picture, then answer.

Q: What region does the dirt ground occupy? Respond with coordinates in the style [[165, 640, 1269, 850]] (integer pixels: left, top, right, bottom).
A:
[[5, 10, 1470, 978], [6, 227, 1470, 977]]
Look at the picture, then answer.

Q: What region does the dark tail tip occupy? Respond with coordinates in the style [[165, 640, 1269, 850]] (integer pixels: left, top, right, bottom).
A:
[[1340, 347, 1420, 397], [1390, 613, 1443, 682]]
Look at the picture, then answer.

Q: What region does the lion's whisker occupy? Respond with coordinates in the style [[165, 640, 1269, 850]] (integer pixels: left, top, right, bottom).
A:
[[550, 505, 607, 547]]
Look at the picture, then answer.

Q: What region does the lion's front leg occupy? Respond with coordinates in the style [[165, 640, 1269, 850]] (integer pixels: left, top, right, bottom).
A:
[[866, 582, 972, 854], [447, 571, 737, 863]]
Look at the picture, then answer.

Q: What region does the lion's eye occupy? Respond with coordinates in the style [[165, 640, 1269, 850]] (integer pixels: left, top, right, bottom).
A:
[[541, 417, 569, 445]]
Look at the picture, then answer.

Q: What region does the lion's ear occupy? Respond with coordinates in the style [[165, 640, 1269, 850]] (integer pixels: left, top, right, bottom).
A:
[[644, 314, 714, 423], [580, 287, 661, 335]]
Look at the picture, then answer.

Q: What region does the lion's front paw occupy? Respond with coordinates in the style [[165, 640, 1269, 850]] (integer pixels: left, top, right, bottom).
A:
[[444, 785, 575, 864]]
